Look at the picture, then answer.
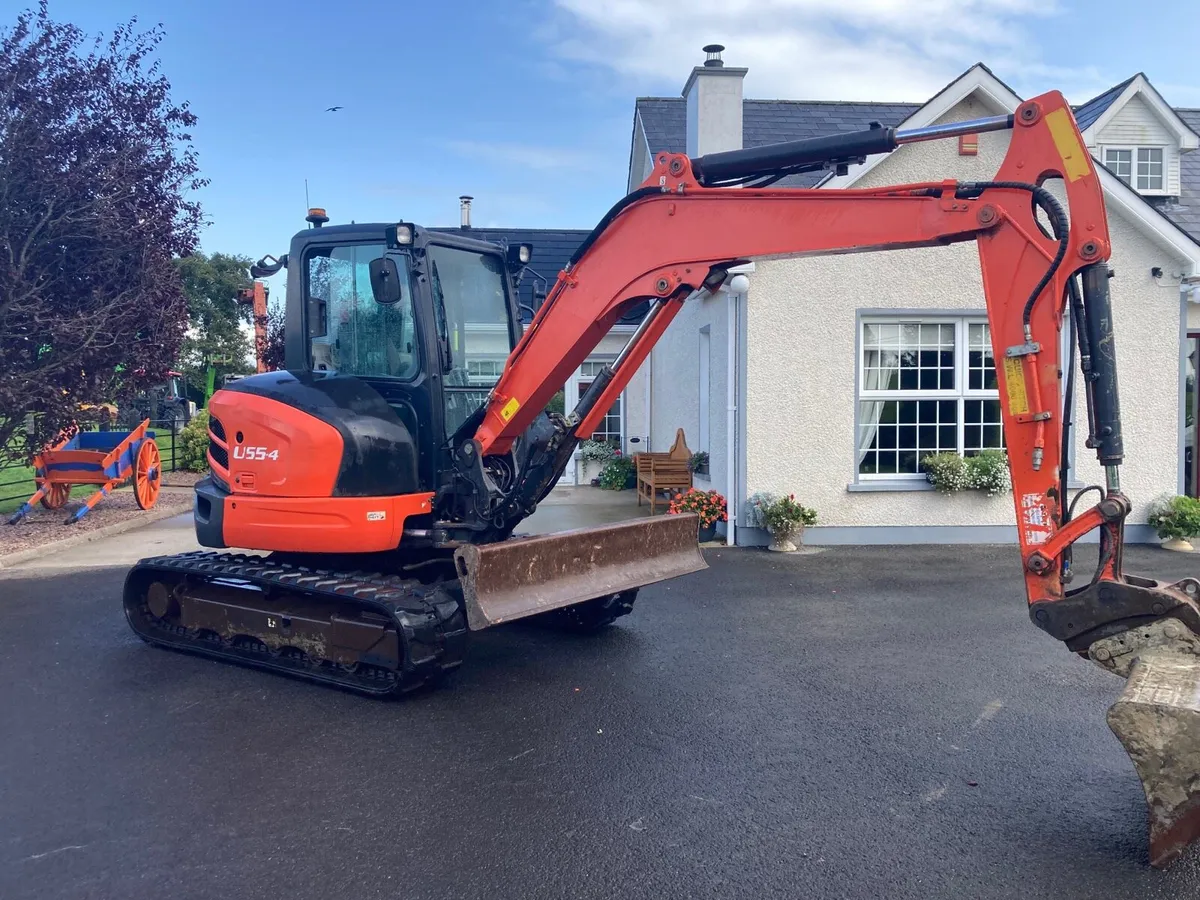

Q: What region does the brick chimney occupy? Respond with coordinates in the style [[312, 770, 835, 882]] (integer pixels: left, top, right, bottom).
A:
[[682, 44, 747, 157]]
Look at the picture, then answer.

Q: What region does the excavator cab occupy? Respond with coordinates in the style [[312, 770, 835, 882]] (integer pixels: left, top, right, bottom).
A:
[[288, 223, 523, 495]]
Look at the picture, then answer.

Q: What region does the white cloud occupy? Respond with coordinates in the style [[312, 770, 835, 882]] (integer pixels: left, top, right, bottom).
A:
[[547, 0, 1108, 103]]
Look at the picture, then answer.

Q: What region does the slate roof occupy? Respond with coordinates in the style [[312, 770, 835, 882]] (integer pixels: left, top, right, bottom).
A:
[[430, 227, 646, 324], [636, 98, 919, 187], [1151, 109, 1200, 242], [635, 89, 1200, 242], [1072, 75, 1138, 131]]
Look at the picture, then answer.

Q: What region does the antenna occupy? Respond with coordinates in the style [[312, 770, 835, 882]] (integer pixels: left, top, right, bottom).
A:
[[305, 179, 311, 226]]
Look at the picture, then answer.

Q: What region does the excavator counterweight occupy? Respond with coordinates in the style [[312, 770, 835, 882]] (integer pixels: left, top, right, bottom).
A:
[[122, 89, 1200, 866]]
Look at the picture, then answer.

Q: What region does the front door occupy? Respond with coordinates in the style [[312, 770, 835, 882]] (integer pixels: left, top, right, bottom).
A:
[[564, 360, 625, 484]]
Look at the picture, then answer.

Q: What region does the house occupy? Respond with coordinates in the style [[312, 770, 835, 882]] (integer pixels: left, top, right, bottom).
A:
[[625, 49, 1200, 546]]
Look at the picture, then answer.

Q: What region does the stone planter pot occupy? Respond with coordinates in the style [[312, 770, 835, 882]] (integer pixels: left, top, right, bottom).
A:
[[768, 526, 803, 552], [1162, 537, 1194, 552], [698, 522, 717, 543]]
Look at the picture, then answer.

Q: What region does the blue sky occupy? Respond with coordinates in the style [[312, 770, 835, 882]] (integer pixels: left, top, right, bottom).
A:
[[14, 0, 1200, 264]]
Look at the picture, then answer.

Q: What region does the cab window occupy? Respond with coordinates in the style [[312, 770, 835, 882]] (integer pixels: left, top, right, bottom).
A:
[[427, 245, 512, 434], [307, 243, 419, 378]]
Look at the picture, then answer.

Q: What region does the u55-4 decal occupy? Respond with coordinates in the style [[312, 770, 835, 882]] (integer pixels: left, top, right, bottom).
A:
[[232, 445, 279, 461]]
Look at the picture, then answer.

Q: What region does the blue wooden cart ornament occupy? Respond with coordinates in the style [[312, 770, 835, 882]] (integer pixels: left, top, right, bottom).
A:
[[7, 420, 162, 525]]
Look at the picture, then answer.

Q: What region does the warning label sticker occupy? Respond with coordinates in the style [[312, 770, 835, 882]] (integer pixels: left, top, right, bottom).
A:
[[1003, 357, 1030, 416]]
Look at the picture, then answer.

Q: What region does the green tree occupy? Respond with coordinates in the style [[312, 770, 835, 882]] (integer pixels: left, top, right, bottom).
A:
[[0, 5, 203, 461], [175, 251, 254, 393]]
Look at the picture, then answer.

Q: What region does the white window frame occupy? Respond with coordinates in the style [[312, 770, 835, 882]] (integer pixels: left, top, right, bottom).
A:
[[466, 358, 506, 386], [1102, 145, 1167, 195], [856, 315, 1002, 481], [573, 359, 625, 448]]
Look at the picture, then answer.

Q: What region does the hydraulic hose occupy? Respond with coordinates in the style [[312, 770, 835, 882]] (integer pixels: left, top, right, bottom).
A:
[[957, 181, 1070, 339]]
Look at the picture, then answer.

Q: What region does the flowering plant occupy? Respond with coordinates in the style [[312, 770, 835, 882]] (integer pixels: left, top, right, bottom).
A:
[[669, 488, 728, 528], [598, 455, 633, 489], [759, 493, 817, 535], [580, 439, 619, 463]]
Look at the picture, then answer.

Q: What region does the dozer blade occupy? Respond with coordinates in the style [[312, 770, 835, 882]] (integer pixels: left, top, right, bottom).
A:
[[1107, 651, 1200, 867], [454, 513, 707, 630]]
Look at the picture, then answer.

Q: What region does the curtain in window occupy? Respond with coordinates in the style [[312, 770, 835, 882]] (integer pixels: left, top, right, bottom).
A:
[[857, 324, 901, 468]]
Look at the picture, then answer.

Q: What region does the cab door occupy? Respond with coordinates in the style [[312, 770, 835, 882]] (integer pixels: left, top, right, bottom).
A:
[[301, 239, 438, 490]]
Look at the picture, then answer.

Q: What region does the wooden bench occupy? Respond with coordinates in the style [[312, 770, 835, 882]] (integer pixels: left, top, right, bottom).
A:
[[635, 428, 692, 514]]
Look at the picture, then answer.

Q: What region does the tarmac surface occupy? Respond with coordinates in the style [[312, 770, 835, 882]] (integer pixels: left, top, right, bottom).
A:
[[3, 509, 1200, 898]]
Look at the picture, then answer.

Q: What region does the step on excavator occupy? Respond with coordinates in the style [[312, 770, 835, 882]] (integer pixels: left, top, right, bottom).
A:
[[124, 92, 1200, 867]]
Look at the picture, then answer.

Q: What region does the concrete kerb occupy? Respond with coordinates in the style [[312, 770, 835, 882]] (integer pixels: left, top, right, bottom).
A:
[[0, 495, 193, 569]]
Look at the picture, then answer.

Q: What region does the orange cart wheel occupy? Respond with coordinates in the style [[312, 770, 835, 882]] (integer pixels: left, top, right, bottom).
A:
[[40, 483, 71, 510], [134, 440, 161, 510]]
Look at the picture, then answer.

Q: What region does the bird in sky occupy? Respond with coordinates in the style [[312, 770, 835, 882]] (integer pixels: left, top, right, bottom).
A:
[[326, 106, 343, 112]]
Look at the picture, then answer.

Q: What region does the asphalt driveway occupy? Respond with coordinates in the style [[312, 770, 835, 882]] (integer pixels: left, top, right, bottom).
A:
[[2, 540, 1199, 899]]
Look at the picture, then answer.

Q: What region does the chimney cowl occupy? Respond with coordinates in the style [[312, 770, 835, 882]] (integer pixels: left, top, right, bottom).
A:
[[459, 195, 473, 229], [702, 44, 725, 67]]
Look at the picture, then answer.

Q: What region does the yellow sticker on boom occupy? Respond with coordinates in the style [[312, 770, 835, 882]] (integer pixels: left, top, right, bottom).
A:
[[1045, 108, 1090, 182], [499, 397, 521, 422], [1003, 357, 1030, 416]]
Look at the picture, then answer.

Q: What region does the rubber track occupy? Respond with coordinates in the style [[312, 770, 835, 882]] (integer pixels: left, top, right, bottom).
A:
[[123, 551, 468, 698]]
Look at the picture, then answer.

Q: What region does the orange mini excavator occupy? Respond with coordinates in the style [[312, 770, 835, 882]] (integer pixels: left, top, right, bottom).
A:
[[125, 92, 1200, 867]]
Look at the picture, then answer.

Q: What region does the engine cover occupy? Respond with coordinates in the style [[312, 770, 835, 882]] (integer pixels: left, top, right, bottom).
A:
[[208, 371, 419, 498]]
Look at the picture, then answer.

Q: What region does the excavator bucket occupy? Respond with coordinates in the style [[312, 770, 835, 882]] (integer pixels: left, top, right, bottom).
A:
[[1107, 651, 1200, 867], [454, 514, 707, 630]]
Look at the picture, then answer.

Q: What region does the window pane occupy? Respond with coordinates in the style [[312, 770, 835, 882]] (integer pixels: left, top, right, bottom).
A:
[[1137, 148, 1166, 190], [858, 399, 958, 474], [861, 320, 954, 393], [307, 243, 420, 379], [1105, 149, 1132, 185], [963, 399, 1005, 455], [580, 378, 622, 445], [967, 322, 996, 391], [1136, 148, 1164, 191]]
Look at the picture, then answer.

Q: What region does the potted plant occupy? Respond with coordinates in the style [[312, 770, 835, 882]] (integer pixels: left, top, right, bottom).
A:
[[688, 451, 709, 477], [598, 455, 635, 491], [759, 494, 818, 552], [1147, 494, 1200, 552], [668, 488, 727, 543], [579, 439, 618, 485]]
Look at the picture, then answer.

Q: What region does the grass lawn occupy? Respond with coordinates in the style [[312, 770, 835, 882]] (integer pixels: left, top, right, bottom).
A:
[[0, 430, 181, 516]]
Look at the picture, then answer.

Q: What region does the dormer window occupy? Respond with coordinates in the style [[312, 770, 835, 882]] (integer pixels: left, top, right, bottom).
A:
[[1104, 146, 1164, 193]]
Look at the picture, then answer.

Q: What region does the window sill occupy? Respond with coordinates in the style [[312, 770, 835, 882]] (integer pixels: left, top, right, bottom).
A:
[[846, 480, 935, 493]]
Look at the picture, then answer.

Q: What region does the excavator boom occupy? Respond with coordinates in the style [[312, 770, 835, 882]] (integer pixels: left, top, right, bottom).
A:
[[458, 91, 1200, 867]]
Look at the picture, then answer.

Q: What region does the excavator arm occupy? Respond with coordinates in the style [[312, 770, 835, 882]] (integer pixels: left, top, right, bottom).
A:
[[462, 91, 1200, 866]]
